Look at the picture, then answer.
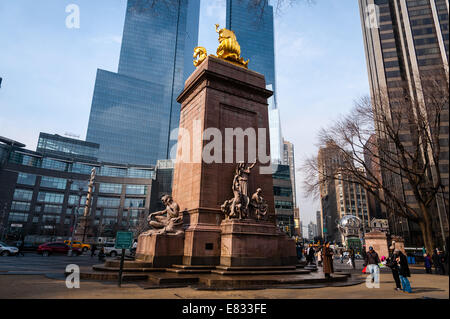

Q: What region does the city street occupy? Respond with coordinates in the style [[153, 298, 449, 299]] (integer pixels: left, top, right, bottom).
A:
[[0, 253, 99, 275], [0, 255, 447, 299]]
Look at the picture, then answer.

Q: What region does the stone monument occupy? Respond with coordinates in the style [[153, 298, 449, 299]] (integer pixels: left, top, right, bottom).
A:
[[135, 24, 297, 268]]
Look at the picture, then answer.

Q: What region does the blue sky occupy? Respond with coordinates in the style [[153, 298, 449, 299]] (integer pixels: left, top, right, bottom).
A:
[[0, 0, 370, 227]]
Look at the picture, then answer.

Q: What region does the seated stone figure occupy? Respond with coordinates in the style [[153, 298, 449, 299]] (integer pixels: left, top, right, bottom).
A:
[[250, 188, 268, 220], [142, 195, 183, 235]]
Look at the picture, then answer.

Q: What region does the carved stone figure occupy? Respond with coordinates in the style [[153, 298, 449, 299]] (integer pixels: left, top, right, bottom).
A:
[[142, 195, 183, 235], [250, 188, 268, 221], [236, 162, 256, 196], [221, 163, 263, 220]]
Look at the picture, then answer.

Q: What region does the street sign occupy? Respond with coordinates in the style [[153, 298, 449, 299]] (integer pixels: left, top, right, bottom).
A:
[[115, 231, 133, 249]]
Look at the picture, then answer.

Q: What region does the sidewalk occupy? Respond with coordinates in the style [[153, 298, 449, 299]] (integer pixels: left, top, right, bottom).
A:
[[0, 272, 447, 299]]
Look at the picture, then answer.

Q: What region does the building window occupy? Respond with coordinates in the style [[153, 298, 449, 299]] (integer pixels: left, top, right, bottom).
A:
[[40, 176, 67, 190], [68, 195, 86, 206], [41, 158, 69, 171], [100, 166, 127, 177], [37, 192, 64, 204], [97, 197, 121, 208], [8, 212, 28, 222], [70, 180, 89, 191], [10, 201, 30, 211], [13, 189, 33, 201], [99, 183, 122, 194], [16, 173, 36, 186], [126, 185, 147, 195], [102, 208, 119, 217], [43, 204, 62, 214], [127, 168, 153, 179], [124, 198, 145, 208]]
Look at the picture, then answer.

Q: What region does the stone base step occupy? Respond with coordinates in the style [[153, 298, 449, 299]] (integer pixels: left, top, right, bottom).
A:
[[211, 269, 311, 276], [198, 273, 349, 289], [147, 273, 199, 285], [104, 260, 153, 269], [215, 265, 297, 271], [80, 271, 149, 281], [92, 265, 165, 272], [165, 268, 212, 274], [171, 265, 216, 270]]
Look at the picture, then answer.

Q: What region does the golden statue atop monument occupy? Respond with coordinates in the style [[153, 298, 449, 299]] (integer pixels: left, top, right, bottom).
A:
[[193, 24, 249, 69]]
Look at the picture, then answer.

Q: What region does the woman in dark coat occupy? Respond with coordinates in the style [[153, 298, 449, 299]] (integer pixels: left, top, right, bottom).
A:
[[322, 242, 334, 279], [396, 250, 412, 293]]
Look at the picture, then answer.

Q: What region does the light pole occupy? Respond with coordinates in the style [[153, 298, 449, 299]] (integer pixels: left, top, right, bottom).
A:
[[68, 187, 83, 257]]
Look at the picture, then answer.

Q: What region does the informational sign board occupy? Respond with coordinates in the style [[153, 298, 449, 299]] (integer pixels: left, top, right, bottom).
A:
[[115, 231, 133, 249]]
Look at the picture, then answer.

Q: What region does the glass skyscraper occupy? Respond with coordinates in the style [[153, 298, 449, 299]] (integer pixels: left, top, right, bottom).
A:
[[226, 0, 284, 164], [86, 0, 200, 165]]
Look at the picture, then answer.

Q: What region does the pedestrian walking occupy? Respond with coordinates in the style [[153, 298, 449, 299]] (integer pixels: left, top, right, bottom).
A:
[[317, 247, 323, 266], [387, 249, 402, 291], [131, 239, 138, 256], [340, 250, 344, 264], [90, 243, 97, 257], [364, 246, 380, 284], [98, 246, 106, 262], [424, 253, 432, 274], [432, 249, 443, 275], [438, 250, 446, 275], [16, 237, 25, 257], [396, 250, 412, 293], [306, 244, 315, 265], [322, 242, 334, 279], [350, 249, 356, 269], [296, 243, 303, 261]]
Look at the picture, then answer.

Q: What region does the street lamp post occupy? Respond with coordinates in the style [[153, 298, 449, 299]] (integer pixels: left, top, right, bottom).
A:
[[68, 187, 83, 257]]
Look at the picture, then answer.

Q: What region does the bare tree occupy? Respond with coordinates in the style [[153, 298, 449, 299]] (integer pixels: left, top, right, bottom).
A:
[[302, 72, 449, 254]]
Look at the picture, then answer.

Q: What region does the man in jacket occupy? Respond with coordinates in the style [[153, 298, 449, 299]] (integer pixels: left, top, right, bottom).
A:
[[364, 246, 380, 284], [306, 244, 315, 265]]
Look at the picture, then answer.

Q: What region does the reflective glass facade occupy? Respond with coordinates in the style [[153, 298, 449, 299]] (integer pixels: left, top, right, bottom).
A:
[[37, 133, 99, 161], [226, 0, 283, 163], [86, 0, 200, 165]]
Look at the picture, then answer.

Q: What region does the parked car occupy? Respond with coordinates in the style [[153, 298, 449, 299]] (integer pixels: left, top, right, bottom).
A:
[[0, 241, 19, 256], [63, 240, 91, 252], [103, 242, 131, 257], [37, 242, 81, 256]]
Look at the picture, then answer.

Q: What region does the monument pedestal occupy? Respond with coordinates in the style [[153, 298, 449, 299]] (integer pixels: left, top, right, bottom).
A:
[[364, 231, 389, 258], [182, 208, 222, 265], [135, 233, 184, 267], [220, 219, 297, 267]]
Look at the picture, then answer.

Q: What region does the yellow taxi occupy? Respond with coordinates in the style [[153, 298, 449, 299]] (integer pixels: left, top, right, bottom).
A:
[[64, 240, 91, 252]]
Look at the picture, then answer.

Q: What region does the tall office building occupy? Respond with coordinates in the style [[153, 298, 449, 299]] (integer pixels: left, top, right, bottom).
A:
[[86, 0, 200, 165], [226, 0, 284, 163], [318, 142, 347, 244], [359, 0, 449, 247]]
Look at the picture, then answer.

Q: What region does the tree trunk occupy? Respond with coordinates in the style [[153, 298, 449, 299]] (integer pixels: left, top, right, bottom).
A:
[[418, 219, 434, 255]]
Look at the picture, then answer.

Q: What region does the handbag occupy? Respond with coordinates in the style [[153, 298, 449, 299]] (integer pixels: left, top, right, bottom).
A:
[[362, 265, 367, 274]]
